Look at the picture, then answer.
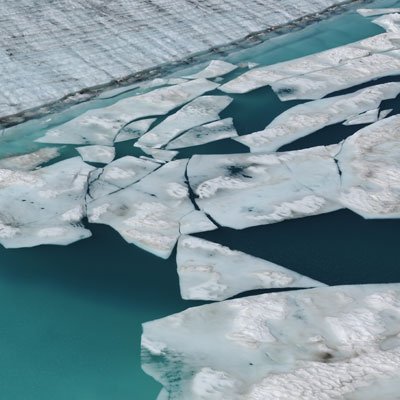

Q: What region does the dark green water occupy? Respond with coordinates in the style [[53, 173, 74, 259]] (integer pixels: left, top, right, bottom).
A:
[[0, 1, 400, 399]]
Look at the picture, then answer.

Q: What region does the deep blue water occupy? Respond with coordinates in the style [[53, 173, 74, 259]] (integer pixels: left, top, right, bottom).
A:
[[0, 1, 400, 399]]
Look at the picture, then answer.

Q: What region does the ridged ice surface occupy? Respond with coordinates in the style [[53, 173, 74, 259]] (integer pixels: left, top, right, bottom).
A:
[[0, 0, 349, 119], [142, 284, 400, 400]]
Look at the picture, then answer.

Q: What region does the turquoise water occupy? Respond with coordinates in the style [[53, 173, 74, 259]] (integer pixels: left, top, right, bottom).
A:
[[1, 2, 400, 399]]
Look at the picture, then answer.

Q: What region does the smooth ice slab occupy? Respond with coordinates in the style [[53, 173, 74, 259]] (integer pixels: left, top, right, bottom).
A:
[[236, 83, 400, 152], [337, 115, 400, 219], [76, 145, 115, 164], [139, 147, 178, 162], [87, 159, 194, 258], [187, 146, 341, 229], [166, 118, 238, 150], [343, 108, 379, 126], [0, 157, 93, 248], [36, 79, 219, 146], [220, 33, 400, 100], [177, 235, 324, 300], [114, 118, 156, 143], [0, 148, 60, 171], [142, 284, 400, 400], [183, 60, 238, 80], [87, 156, 160, 201], [179, 211, 217, 235], [136, 95, 233, 148]]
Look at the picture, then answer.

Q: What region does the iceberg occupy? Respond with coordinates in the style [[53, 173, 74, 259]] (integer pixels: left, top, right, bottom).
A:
[[235, 83, 400, 152], [177, 235, 324, 301], [76, 145, 115, 164], [166, 118, 238, 150], [136, 95, 232, 149], [35, 79, 219, 146], [142, 284, 400, 400], [0, 157, 93, 248]]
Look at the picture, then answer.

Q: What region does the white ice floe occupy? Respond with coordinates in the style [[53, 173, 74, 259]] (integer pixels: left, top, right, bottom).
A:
[[372, 13, 400, 33], [166, 118, 238, 150], [36, 79, 219, 146], [179, 211, 217, 235], [235, 83, 400, 152], [183, 60, 238, 80], [139, 147, 178, 163], [87, 159, 195, 258], [0, 157, 93, 248], [220, 32, 400, 100], [337, 115, 400, 219], [76, 145, 115, 164], [358, 8, 400, 17], [87, 156, 160, 200], [177, 235, 324, 301], [142, 284, 400, 400], [187, 146, 341, 229], [114, 118, 156, 143], [0, 147, 60, 171], [136, 95, 232, 148]]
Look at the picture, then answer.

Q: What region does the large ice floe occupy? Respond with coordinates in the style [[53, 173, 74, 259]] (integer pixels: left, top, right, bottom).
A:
[[36, 79, 219, 146], [0, 157, 93, 247], [235, 82, 400, 153], [142, 284, 400, 400], [0, 0, 352, 120], [177, 235, 324, 301], [220, 32, 400, 100]]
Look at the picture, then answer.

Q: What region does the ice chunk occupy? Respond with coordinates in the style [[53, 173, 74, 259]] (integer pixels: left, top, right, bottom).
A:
[[220, 33, 400, 100], [139, 147, 178, 162], [372, 13, 400, 33], [184, 60, 238, 80], [343, 108, 379, 126], [379, 109, 393, 119], [236, 83, 400, 152], [179, 211, 217, 235], [136, 95, 232, 148], [187, 147, 341, 229], [142, 284, 400, 400], [358, 8, 400, 17], [87, 159, 194, 258], [36, 79, 219, 146], [0, 157, 93, 248], [337, 115, 400, 219], [76, 145, 115, 164], [114, 118, 156, 143], [87, 156, 160, 200], [177, 235, 324, 300], [0, 148, 60, 171], [166, 118, 238, 150]]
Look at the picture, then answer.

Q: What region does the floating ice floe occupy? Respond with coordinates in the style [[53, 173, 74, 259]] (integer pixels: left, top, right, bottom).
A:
[[183, 60, 238, 80], [177, 235, 324, 301], [87, 159, 196, 258], [0, 148, 60, 171], [114, 118, 156, 143], [76, 145, 115, 164], [139, 147, 178, 163], [187, 146, 341, 229], [35, 79, 219, 146], [87, 156, 160, 201], [142, 284, 400, 400], [0, 157, 93, 248], [372, 13, 400, 33], [220, 32, 400, 100], [337, 115, 400, 219], [166, 118, 238, 150], [358, 8, 400, 17], [136, 95, 232, 148], [235, 83, 400, 152], [179, 211, 217, 235]]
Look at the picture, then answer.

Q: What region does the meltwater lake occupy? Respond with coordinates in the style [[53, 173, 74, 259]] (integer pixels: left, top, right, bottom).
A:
[[1, 1, 400, 398]]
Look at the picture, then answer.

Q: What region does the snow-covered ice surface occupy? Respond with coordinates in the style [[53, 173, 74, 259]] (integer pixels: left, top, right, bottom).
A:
[[0, 157, 93, 248], [114, 118, 156, 143], [177, 235, 324, 301], [183, 60, 238, 80], [0, 0, 353, 121], [372, 12, 400, 32], [235, 83, 400, 152], [76, 145, 115, 164], [220, 32, 400, 99], [142, 284, 400, 400], [0, 148, 60, 171], [358, 7, 400, 16]]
